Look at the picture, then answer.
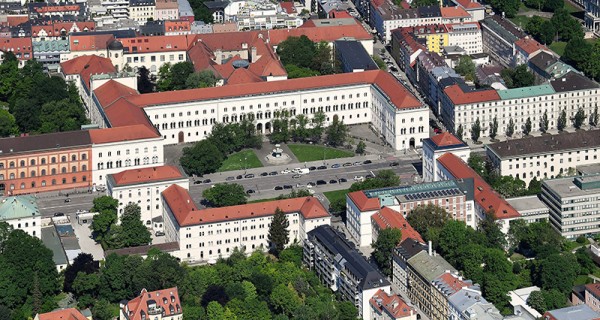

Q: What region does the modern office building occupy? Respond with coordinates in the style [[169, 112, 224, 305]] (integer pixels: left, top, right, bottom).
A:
[[506, 196, 549, 224]]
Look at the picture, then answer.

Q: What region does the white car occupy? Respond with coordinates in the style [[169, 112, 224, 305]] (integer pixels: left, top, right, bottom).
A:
[[281, 169, 291, 174], [354, 175, 365, 182]]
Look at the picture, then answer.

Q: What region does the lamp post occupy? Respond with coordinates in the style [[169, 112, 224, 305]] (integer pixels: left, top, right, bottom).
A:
[[323, 144, 327, 165]]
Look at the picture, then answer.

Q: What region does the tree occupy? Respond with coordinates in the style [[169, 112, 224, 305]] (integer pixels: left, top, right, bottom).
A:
[[186, 70, 218, 89], [270, 284, 301, 316], [310, 111, 326, 142], [91, 196, 119, 242], [489, 116, 498, 140], [277, 36, 317, 69], [471, 118, 481, 142], [64, 253, 98, 293], [454, 56, 476, 82], [406, 204, 451, 246], [38, 99, 88, 133], [506, 117, 515, 137], [268, 208, 290, 255], [109, 203, 151, 249], [564, 37, 592, 67], [371, 228, 402, 276], [489, 0, 520, 17], [206, 301, 225, 320], [410, 0, 438, 6], [478, 211, 507, 249], [285, 64, 320, 79], [291, 114, 310, 142], [590, 105, 599, 127], [180, 140, 225, 176], [325, 115, 348, 147], [349, 169, 400, 192], [270, 111, 291, 143], [557, 110, 567, 131], [528, 177, 542, 195], [468, 154, 487, 179], [491, 175, 527, 198], [501, 65, 535, 89], [373, 55, 386, 70], [456, 124, 464, 141], [540, 110, 549, 133], [0, 109, 17, 138], [312, 41, 335, 75], [543, 0, 564, 11], [156, 62, 195, 91], [202, 183, 247, 207], [572, 107, 586, 129], [539, 253, 579, 293], [137, 66, 154, 93], [552, 8, 584, 42], [527, 290, 546, 313], [92, 299, 115, 320], [355, 141, 366, 155], [523, 117, 532, 136]]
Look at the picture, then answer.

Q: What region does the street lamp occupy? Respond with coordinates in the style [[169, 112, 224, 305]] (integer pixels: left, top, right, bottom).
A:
[[323, 144, 327, 165]]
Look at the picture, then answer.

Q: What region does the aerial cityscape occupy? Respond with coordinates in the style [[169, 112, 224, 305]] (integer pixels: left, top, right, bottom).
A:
[[1, 0, 600, 319]]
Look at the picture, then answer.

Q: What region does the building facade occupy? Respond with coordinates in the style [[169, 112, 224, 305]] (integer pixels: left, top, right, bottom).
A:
[[506, 196, 549, 224], [369, 289, 417, 320], [422, 132, 470, 183], [0, 195, 41, 238], [120, 287, 182, 320]]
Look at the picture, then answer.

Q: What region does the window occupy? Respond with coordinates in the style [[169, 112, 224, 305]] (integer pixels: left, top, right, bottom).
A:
[[20, 160, 25, 167], [41, 158, 46, 165], [20, 172, 25, 178], [30, 159, 35, 166], [72, 166, 77, 173], [61, 156, 66, 162], [71, 155, 77, 161], [51, 157, 56, 164], [81, 153, 87, 160]]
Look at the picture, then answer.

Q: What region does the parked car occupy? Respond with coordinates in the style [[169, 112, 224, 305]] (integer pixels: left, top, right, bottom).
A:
[[343, 162, 352, 167], [283, 185, 293, 189], [366, 174, 375, 179], [193, 180, 203, 184], [354, 175, 365, 182], [236, 175, 243, 179], [307, 182, 316, 187], [389, 162, 400, 167], [246, 189, 255, 194], [203, 179, 212, 183], [338, 178, 348, 183], [309, 166, 317, 171], [329, 179, 338, 184], [292, 174, 301, 179], [269, 171, 278, 176], [226, 176, 235, 181], [274, 186, 283, 190], [331, 164, 341, 168], [155, 231, 165, 237], [244, 173, 255, 178], [353, 161, 362, 166], [64, 198, 71, 203], [363, 160, 372, 164], [281, 169, 291, 174], [317, 165, 327, 170], [260, 172, 269, 176], [54, 212, 65, 217], [316, 180, 327, 185]]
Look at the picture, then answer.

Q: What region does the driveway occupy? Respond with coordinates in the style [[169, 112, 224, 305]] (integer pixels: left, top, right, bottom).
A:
[[69, 213, 104, 260]]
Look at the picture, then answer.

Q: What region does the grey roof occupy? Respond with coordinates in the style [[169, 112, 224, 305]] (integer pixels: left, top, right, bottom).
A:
[[140, 21, 165, 36], [486, 130, 600, 159], [204, 1, 229, 9], [61, 237, 81, 251], [407, 250, 456, 282], [506, 195, 547, 213], [178, 0, 194, 16], [417, 5, 440, 17], [543, 174, 600, 198], [71, 29, 137, 38], [481, 15, 525, 43], [104, 242, 180, 256], [41, 226, 68, 266], [308, 225, 390, 290], [0, 130, 91, 155], [395, 238, 427, 261], [335, 40, 378, 71], [546, 305, 600, 320], [528, 51, 559, 71], [130, 0, 156, 6], [550, 71, 599, 92], [33, 39, 69, 53]]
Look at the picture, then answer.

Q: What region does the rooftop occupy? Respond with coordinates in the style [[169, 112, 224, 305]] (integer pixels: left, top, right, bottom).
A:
[[334, 40, 378, 71], [428, 132, 466, 149], [543, 174, 600, 198], [506, 195, 548, 213], [408, 250, 456, 282], [448, 288, 497, 318], [550, 71, 599, 92], [89, 124, 159, 144], [514, 37, 548, 55], [371, 207, 424, 243], [107, 165, 186, 187], [60, 55, 116, 89], [395, 238, 427, 260], [0, 130, 90, 155], [41, 226, 68, 267], [497, 84, 555, 100], [480, 15, 524, 43], [487, 130, 600, 158], [37, 308, 89, 320], [444, 84, 500, 105], [0, 196, 40, 220], [528, 51, 559, 72], [544, 305, 600, 320], [124, 288, 182, 320], [369, 289, 415, 319]]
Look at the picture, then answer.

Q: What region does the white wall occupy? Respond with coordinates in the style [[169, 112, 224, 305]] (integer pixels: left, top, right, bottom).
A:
[[5, 216, 41, 238]]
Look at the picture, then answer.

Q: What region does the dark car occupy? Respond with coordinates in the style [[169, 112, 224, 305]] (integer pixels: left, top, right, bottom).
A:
[[260, 172, 268, 176], [283, 185, 293, 189], [193, 180, 202, 184], [389, 162, 400, 167], [309, 166, 317, 171], [155, 231, 165, 237], [338, 178, 348, 183], [64, 198, 71, 203], [54, 212, 65, 217], [317, 165, 327, 170], [203, 179, 211, 183], [236, 175, 243, 179], [329, 179, 338, 184], [269, 171, 278, 176], [246, 189, 255, 194], [307, 182, 316, 187], [244, 173, 255, 178], [292, 174, 301, 179], [274, 186, 283, 190], [363, 160, 372, 164], [331, 164, 341, 168], [226, 176, 235, 181], [343, 162, 352, 167], [316, 180, 327, 185]]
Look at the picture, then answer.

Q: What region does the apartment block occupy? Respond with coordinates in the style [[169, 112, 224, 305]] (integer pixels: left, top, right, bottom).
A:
[[422, 132, 470, 183], [369, 289, 417, 320]]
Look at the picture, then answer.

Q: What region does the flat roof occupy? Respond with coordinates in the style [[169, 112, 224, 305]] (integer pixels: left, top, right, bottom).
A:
[[550, 71, 599, 92], [546, 305, 600, 320], [408, 250, 456, 282], [41, 226, 68, 266], [497, 84, 555, 100], [506, 195, 547, 212], [543, 175, 600, 198], [487, 130, 600, 158], [0, 196, 40, 220], [334, 40, 378, 71]]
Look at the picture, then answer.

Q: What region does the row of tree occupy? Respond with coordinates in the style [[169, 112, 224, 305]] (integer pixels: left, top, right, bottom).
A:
[[467, 154, 542, 197], [90, 196, 152, 249], [270, 110, 349, 147], [0, 54, 88, 136], [277, 36, 340, 78], [525, 8, 583, 46]]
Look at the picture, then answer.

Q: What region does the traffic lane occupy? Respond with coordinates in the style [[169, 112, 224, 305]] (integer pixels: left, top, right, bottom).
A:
[[38, 193, 97, 217]]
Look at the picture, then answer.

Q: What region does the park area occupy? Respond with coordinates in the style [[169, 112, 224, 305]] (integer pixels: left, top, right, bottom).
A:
[[288, 144, 354, 162], [218, 149, 263, 172]]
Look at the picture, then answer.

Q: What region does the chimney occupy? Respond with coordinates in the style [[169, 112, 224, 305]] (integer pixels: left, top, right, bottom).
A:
[[428, 240, 433, 256]]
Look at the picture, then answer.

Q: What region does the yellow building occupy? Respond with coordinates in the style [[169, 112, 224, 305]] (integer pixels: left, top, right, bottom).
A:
[[411, 24, 449, 54]]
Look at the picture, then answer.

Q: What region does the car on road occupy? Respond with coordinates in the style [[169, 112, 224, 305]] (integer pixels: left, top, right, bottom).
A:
[[309, 166, 317, 171], [246, 189, 255, 194], [338, 178, 348, 183], [331, 164, 341, 168], [363, 160, 372, 164], [296, 183, 305, 188], [389, 162, 400, 167], [269, 171, 278, 176], [281, 169, 291, 174], [366, 174, 375, 179], [203, 179, 212, 184], [226, 176, 235, 181], [54, 212, 65, 217], [155, 231, 165, 237], [64, 198, 71, 203], [193, 180, 202, 184], [260, 172, 268, 176], [283, 185, 293, 189], [274, 186, 283, 190], [354, 175, 365, 182], [353, 161, 362, 166], [316, 180, 327, 185], [317, 165, 327, 170], [343, 162, 352, 167], [236, 175, 243, 179], [292, 174, 301, 179], [307, 182, 316, 187], [329, 179, 338, 184], [244, 174, 255, 178]]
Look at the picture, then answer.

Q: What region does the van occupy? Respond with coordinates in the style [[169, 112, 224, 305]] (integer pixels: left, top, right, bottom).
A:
[[298, 168, 310, 175]]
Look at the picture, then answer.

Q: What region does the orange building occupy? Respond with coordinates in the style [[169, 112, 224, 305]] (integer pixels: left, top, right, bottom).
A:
[[0, 131, 92, 195]]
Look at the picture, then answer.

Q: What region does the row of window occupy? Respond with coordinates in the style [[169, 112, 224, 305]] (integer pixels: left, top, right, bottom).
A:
[[0, 165, 88, 180], [5, 176, 87, 190], [97, 156, 159, 170], [97, 147, 157, 158], [0, 154, 87, 169]]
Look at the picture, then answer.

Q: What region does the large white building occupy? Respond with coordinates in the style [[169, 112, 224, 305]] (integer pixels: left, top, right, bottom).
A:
[[446, 22, 483, 55], [486, 130, 600, 185], [422, 132, 470, 183], [107, 165, 188, 226], [506, 196, 549, 224], [0, 195, 41, 238], [161, 184, 331, 263]]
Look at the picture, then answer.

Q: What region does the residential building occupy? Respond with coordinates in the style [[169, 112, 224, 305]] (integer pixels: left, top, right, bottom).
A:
[[304, 225, 391, 319], [543, 305, 600, 320], [392, 238, 428, 296], [573, 283, 600, 313], [120, 287, 182, 320], [506, 196, 549, 223], [0, 131, 92, 196], [334, 40, 378, 73], [513, 37, 551, 67], [371, 207, 424, 244], [346, 179, 476, 246], [450, 0, 485, 21], [0, 37, 32, 66], [33, 39, 70, 69], [128, 0, 156, 24], [508, 286, 543, 320], [156, 0, 179, 20], [41, 226, 69, 271], [369, 289, 417, 320], [480, 15, 525, 67], [486, 130, 600, 185], [445, 22, 482, 54], [448, 287, 503, 320], [0, 195, 41, 238], [541, 174, 600, 239], [117, 35, 192, 73], [162, 184, 331, 262], [31, 21, 96, 42], [107, 165, 188, 226], [369, 5, 439, 43], [527, 51, 576, 84], [422, 132, 470, 183], [585, 0, 600, 35], [35, 308, 92, 320]]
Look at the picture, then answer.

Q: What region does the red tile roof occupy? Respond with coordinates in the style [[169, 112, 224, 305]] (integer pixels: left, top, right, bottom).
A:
[[37, 308, 88, 320], [89, 124, 160, 144], [165, 20, 191, 32], [60, 55, 116, 89], [124, 288, 182, 320], [430, 132, 463, 147], [32, 21, 95, 37], [35, 5, 80, 13], [103, 97, 154, 129], [6, 15, 29, 27], [443, 84, 500, 105], [248, 49, 287, 77], [227, 67, 264, 85], [69, 33, 114, 52], [436, 272, 471, 295], [129, 70, 422, 111], [347, 190, 380, 211], [437, 153, 520, 219], [586, 283, 600, 299], [331, 10, 353, 18], [156, 0, 179, 9], [370, 290, 415, 319], [109, 165, 185, 186], [454, 0, 484, 9], [372, 207, 424, 243], [515, 37, 548, 55], [280, 2, 296, 14], [162, 185, 329, 226], [440, 6, 471, 18], [120, 35, 194, 53], [0, 37, 32, 61], [268, 24, 371, 45], [93, 80, 138, 107]]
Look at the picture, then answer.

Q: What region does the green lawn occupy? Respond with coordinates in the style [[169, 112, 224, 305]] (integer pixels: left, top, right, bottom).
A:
[[549, 41, 567, 56], [564, 0, 583, 13], [509, 15, 532, 29], [288, 144, 354, 162], [218, 149, 263, 172], [324, 189, 349, 204]]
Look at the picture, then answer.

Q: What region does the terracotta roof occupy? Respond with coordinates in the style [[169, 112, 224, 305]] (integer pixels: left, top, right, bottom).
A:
[[515, 37, 548, 55], [109, 165, 185, 187], [156, 0, 179, 9], [93, 80, 139, 107], [280, 2, 296, 14], [103, 97, 154, 129], [37, 308, 88, 320], [32, 21, 95, 37], [124, 288, 182, 320], [194, 31, 264, 52], [60, 55, 116, 89], [454, 0, 484, 9], [129, 70, 422, 111], [331, 10, 352, 18], [6, 15, 29, 27], [369, 290, 415, 319], [212, 55, 241, 79], [440, 6, 471, 18], [437, 153, 520, 219], [435, 272, 471, 295], [69, 33, 114, 52], [443, 84, 500, 105], [227, 67, 264, 85], [89, 124, 159, 144], [165, 20, 191, 32], [0, 37, 32, 60], [120, 35, 194, 53], [430, 132, 463, 147], [347, 190, 380, 211], [247, 50, 287, 77], [267, 24, 371, 45], [162, 185, 329, 226], [372, 207, 424, 243], [35, 5, 80, 13]]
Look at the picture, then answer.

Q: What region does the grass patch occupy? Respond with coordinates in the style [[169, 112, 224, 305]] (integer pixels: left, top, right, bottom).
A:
[[509, 15, 532, 28], [564, 0, 583, 13], [563, 240, 582, 252], [510, 252, 526, 261], [549, 41, 567, 56], [218, 150, 263, 172], [288, 144, 354, 162], [324, 189, 349, 204]]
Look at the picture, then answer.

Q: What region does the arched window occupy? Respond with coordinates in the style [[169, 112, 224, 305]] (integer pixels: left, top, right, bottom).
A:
[[41, 169, 46, 176], [82, 165, 87, 171], [51, 168, 57, 175], [41, 180, 46, 186], [81, 153, 87, 160], [41, 158, 46, 165], [62, 178, 66, 184], [51, 157, 56, 164], [61, 156, 66, 162], [72, 177, 77, 183], [71, 155, 77, 161], [31, 182, 35, 188], [20, 172, 25, 178], [9, 161, 15, 168], [0, 174, 3, 180], [20, 183, 25, 189], [30, 170, 35, 177], [61, 167, 67, 174], [30, 159, 35, 166], [51, 179, 56, 185], [82, 176, 87, 182], [9, 173, 14, 179], [72, 166, 77, 173], [20, 160, 25, 167], [0, 163, 3, 169]]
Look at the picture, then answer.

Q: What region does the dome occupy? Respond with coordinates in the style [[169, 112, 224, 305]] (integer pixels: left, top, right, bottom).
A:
[[108, 40, 123, 50]]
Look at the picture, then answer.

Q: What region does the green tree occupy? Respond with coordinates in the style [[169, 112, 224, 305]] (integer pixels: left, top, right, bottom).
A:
[[590, 105, 599, 127], [270, 284, 301, 316], [557, 110, 567, 131], [468, 154, 487, 178], [539, 253, 579, 293], [373, 55, 386, 70], [372, 228, 402, 276], [349, 169, 400, 191], [312, 41, 335, 75], [489, 116, 498, 140], [63, 253, 98, 293], [310, 111, 326, 142], [270, 110, 291, 143], [202, 183, 247, 207], [109, 203, 151, 249], [540, 110, 549, 133], [489, 0, 520, 17], [471, 118, 481, 142], [456, 124, 464, 141], [72, 271, 101, 307], [542, 289, 567, 310], [0, 109, 18, 137], [527, 177, 542, 195], [492, 175, 527, 198], [156, 63, 173, 92], [180, 140, 225, 176], [355, 141, 366, 155], [186, 70, 218, 89], [410, 0, 438, 6], [543, 0, 564, 11], [91, 196, 119, 242], [38, 99, 88, 133], [268, 208, 290, 255], [291, 114, 311, 142], [552, 8, 584, 42], [277, 36, 317, 69], [501, 65, 535, 89], [478, 211, 507, 249], [169, 61, 196, 90], [564, 37, 592, 68], [325, 115, 348, 147], [91, 299, 115, 320], [527, 290, 546, 313], [523, 117, 532, 136], [137, 66, 154, 93], [285, 64, 320, 79], [454, 56, 476, 82], [525, 15, 545, 34], [506, 117, 515, 137], [206, 301, 225, 320], [572, 107, 586, 129], [406, 204, 451, 246]]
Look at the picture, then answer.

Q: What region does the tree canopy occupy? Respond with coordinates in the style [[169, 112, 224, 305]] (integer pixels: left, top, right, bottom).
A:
[[372, 228, 402, 277], [349, 169, 400, 192], [268, 208, 290, 255], [501, 65, 535, 89], [202, 183, 248, 207], [157, 62, 219, 91], [277, 36, 338, 78], [454, 56, 476, 82]]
